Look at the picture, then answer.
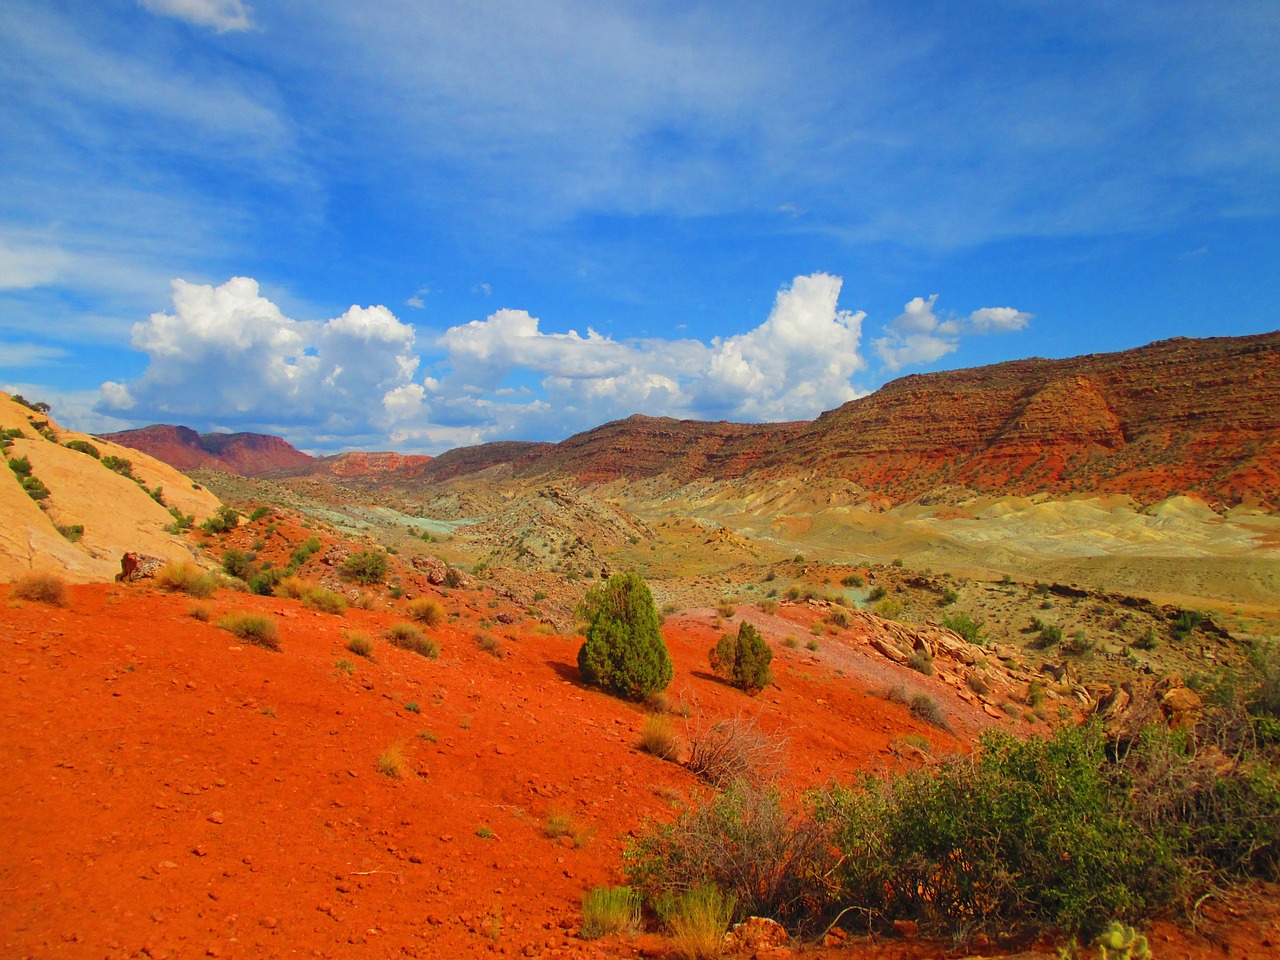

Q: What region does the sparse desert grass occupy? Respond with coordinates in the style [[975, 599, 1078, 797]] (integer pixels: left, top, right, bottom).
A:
[[640, 714, 680, 760], [544, 807, 592, 847], [579, 886, 641, 940], [188, 602, 213, 622], [406, 596, 445, 626], [155, 561, 219, 598], [475, 630, 505, 659], [758, 598, 778, 615], [907, 648, 934, 676], [827, 605, 850, 628], [716, 599, 737, 618], [216, 611, 280, 650], [783, 636, 798, 649], [387, 622, 439, 658], [273, 575, 310, 600], [301, 586, 347, 615], [350, 592, 379, 611], [966, 672, 990, 696], [335, 658, 355, 674], [909, 693, 952, 731], [346, 631, 374, 658], [667, 884, 737, 960], [11, 572, 68, 606], [376, 742, 407, 778]]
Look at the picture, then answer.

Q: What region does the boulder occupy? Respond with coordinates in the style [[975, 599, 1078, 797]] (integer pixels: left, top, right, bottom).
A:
[[116, 552, 165, 582]]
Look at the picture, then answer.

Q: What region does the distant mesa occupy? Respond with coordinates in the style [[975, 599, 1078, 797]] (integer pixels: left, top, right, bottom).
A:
[[100, 426, 433, 480], [104, 331, 1280, 507]]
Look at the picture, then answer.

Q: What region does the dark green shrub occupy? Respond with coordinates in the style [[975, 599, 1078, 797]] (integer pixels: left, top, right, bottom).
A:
[[247, 568, 284, 596], [339, 550, 388, 585], [1172, 609, 1205, 641], [248, 505, 272, 522], [289, 536, 322, 567], [221, 548, 257, 582], [200, 505, 240, 534], [8, 455, 31, 476], [814, 723, 1183, 938], [867, 585, 887, 602], [841, 573, 865, 588], [56, 523, 84, 542], [577, 572, 672, 700], [942, 610, 984, 645], [101, 455, 134, 478], [64, 439, 100, 458], [20, 474, 50, 501], [709, 622, 774, 694]]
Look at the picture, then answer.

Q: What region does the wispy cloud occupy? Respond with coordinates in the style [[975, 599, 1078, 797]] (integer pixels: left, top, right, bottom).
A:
[[138, 0, 255, 33]]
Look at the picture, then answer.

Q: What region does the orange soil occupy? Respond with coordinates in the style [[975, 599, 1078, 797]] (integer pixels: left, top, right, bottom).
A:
[[3, 582, 1278, 960]]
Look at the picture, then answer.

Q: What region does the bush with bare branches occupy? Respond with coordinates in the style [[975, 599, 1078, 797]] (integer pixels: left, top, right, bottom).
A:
[[684, 713, 787, 788]]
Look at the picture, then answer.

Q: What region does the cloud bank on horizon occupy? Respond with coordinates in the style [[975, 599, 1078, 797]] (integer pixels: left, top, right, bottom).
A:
[[97, 272, 1029, 452], [2, 0, 1277, 452]]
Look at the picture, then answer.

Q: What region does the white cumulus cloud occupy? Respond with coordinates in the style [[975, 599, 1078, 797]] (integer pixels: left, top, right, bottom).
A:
[[874, 296, 1032, 372], [138, 0, 254, 33], [99, 277, 417, 436], [95, 272, 1022, 453]]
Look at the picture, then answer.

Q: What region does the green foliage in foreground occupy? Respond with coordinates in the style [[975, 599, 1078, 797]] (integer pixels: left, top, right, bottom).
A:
[[577, 572, 672, 700], [626, 721, 1280, 940]]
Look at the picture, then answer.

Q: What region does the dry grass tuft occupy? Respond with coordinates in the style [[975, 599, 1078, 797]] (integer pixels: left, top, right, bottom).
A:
[[155, 561, 219, 598], [216, 611, 280, 650], [475, 631, 505, 659], [668, 884, 736, 960], [301, 586, 347, 615], [273, 575, 311, 600], [376, 742, 408, 778], [11, 572, 68, 606], [406, 597, 445, 626], [640, 714, 680, 760], [387, 622, 439, 658], [345, 631, 374, 658]]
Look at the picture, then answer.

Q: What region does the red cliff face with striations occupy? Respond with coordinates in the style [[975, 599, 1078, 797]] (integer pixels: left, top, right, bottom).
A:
[[510, 414, 800, 485], [494, 332, 1280, 506], [101, 427, 316, 477], [774, 332, 1280, 505]]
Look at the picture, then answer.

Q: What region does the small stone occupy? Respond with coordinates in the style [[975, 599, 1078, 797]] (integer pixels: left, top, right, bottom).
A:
[[207, 811, 224, 824], [260, 916, 278, 929]]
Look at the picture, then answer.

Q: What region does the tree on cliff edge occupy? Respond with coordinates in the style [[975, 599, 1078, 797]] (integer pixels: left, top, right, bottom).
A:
[[577, 572, 672, 700]]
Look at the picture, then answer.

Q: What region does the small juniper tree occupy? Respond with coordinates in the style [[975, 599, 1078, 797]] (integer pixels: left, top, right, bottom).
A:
[[578, 572, 672, 700], [710, 621, 774, 694]]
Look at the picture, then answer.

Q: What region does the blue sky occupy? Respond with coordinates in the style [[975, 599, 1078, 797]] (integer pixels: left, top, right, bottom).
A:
[[2, 0, 1277, 454]]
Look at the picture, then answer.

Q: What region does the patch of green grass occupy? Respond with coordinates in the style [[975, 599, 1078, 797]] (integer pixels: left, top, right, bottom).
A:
[[579, 886, 640, 940], [216, 611, 279, 650]]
